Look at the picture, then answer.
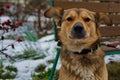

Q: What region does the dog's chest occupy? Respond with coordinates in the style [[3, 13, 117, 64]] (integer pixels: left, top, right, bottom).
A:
[[76, 68, 95, 80], [61, 52, 102, 80], [61, 57, 98, 80]]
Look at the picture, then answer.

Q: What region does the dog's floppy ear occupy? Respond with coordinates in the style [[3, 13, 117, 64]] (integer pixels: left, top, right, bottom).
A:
[[44, 7, 63, 26], [96, 13, 112, 26]]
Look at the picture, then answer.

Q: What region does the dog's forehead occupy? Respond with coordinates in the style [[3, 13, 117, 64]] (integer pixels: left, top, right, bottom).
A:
[[63, 8, 95, 17]]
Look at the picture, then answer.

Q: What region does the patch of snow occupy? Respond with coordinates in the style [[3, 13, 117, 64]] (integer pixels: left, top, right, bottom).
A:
[[13, 59, 47, 80], [0, 15, 11, 23], [105, 55, 120, 64], [38, 35, 54, 42], [27, 16, 37, 22]]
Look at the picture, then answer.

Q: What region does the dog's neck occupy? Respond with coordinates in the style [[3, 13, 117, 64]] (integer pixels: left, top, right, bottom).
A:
[[73, 44, 99, 55]]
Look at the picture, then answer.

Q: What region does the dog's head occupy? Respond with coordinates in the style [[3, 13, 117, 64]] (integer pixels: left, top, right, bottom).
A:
[[44, 7, 112, 51]]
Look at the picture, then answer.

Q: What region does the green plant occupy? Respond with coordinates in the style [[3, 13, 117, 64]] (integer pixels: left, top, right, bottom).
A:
[[37, 33, 48, 39], [1, 72, 16, 79], [0, 63, 17, 79], [35, 65, 46, 72], [32, 68, 59, 80], [47, 59, 54, 64], [13, 49, 37, 59], [13, 49, 45, 60], [5, 65, 17, 72], [0, 61, 4, 77], [32, 69, 51, 80], [32, 55, 45, 60], [22, 49, 37, 58]]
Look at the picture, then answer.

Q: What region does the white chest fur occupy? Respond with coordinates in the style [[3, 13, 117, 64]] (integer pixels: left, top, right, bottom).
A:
[[71, 65, 95, 80]]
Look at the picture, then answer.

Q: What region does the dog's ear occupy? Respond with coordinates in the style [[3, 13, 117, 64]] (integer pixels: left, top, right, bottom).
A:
[[96, 13, 112, 26], [44, 7, 63, 26]]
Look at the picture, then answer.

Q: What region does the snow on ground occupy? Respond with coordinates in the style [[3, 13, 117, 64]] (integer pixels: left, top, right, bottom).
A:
[[0, 34, 59, 80], [27, 16, 37, 22], [13, 59, 47, 80], [105, 55, 120, 64], [0, 34, 120, 80], [0, 16, 11, 24]]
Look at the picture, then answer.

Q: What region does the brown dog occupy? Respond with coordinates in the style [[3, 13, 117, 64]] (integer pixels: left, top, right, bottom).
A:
[[44, 7, 112, 80]]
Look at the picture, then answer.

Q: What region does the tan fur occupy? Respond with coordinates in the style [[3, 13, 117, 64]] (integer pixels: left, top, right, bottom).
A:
[[59, 47, 108, 80], [44, 7, 112, 80]]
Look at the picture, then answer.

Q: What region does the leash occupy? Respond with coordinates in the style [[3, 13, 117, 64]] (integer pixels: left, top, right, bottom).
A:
[[49, 0, 62, 80], [49, 41, 62, 80]]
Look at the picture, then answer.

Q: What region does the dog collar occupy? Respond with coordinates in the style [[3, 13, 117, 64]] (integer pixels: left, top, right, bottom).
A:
[[74, 44, 100, 55]]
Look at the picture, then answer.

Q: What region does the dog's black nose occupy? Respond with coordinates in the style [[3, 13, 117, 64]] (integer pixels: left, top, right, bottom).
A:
[[71, 23, 86, 39], [72, 23, 84, 33]]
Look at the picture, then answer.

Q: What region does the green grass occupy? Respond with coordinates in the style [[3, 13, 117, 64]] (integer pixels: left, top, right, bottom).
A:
[[32, 68, 59, 80], [47, 59, 55, 64], [32, 55, 45, 60], [35, 65, 46, 72], [13, 49, 45, 60], [1, 72, 16, 79], [107, 61, 120, 80], [32, 61, 59, 80], [0, 61, 17, 79], [14, 49, 37, 59], [0, 61, 4, 77], [5, 65, 17, 72], [37, 33, 48, 39]]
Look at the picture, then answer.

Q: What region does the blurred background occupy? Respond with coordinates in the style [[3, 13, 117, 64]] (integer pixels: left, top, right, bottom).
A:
[[0, 0, 52, 37]]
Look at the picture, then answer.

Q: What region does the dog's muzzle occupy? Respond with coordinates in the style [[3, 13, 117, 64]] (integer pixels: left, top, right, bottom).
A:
[[71, 22, 86, 39]]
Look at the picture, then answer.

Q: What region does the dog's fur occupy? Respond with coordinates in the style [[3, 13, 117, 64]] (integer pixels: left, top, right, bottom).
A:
[[44, 7, 112, 80]]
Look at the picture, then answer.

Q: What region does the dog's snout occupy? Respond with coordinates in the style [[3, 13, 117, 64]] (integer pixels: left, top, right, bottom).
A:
[[71, 23, 86, 39], [72, 23, 84, 33]]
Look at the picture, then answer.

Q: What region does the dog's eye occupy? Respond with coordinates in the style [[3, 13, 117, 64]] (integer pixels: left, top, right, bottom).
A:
[[66, 17, 73, 22], [84, 17, 90, 22]]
